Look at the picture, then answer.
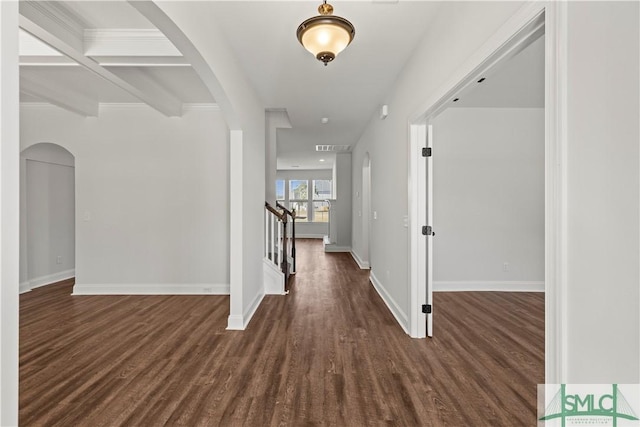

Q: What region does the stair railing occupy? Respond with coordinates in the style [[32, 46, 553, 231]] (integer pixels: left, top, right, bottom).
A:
[[265, 202, 289, 283], [276, 201, 297, 274]]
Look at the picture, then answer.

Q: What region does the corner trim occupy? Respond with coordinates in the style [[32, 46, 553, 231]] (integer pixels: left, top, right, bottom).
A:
[[369, 271, 409, 334], [227, 289, 265, 330]]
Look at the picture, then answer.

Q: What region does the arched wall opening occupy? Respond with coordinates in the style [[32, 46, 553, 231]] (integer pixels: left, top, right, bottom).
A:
[[20, 142, 76, 293]]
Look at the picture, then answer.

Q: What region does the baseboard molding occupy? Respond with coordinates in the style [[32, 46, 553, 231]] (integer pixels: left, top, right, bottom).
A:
[[369, 271, 409, 334], [350, 250, 370, 269], [433, 281, 545, 292], [324, 245, 352, 253], [19, 282, 31, 294], [226, 315, 245, 330], [72, 283, 230, 295], [296, 234, 324, 239], [20, 269, 75, 294], [227, 289, 265, 330]]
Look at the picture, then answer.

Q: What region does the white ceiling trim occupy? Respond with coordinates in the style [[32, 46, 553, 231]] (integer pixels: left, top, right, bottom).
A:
[[19, 1, 183, 117], [20, 74, 98, 117], [84, 29, 182, 57], [20, 1, 85, 51], [182, 103, 221, 112]]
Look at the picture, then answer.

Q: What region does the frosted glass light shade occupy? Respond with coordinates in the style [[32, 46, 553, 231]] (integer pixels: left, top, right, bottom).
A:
[[297, 7, 355, 66], [301, 23, 351, 58]]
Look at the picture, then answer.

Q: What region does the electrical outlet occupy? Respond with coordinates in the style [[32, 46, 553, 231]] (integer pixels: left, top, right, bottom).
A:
[[503, 262, 509, 272], [373, 211, 378, 220]]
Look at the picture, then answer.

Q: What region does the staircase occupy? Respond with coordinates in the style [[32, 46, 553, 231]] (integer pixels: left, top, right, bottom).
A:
[[264, 201, 296, 294]]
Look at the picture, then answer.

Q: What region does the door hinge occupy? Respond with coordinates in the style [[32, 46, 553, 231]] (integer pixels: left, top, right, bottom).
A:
[[422, 304, 432, 314], [422, 147, 432, 157], [422, 225, 433, 236]]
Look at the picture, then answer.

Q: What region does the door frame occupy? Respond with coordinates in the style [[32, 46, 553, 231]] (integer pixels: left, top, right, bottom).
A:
[[407, 2, 568, 384]]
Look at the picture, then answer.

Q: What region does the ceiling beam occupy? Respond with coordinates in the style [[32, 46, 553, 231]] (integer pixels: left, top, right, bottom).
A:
[[20, 74, 98, 117], [84, 29, 182, 57], [19, 1, 183, 117]]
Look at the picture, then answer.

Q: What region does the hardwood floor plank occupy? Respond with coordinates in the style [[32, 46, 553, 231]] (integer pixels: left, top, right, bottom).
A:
[[20, 239, 543, 426]]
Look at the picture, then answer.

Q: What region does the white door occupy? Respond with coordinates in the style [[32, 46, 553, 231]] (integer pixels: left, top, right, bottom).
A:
[[424, 124, 434, 336]]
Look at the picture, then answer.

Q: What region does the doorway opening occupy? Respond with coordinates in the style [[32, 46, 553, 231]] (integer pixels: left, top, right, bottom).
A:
[[361, 153, 371, 268], [20, 142, 75, 293], [408, 4, 567, 384]]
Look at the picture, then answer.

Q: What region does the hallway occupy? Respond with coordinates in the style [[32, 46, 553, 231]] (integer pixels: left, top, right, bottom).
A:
[[20, 239, 543, 426]]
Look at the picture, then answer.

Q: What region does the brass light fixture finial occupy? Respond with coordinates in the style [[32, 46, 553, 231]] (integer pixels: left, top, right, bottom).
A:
[[297, 1, 355, 66]]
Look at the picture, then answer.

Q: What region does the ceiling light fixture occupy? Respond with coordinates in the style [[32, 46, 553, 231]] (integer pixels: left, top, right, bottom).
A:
[[297, 1, 355, 66]]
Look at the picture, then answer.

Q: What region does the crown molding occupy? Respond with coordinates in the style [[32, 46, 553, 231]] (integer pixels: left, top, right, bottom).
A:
[[183, 103, 220, 112], [20, 74, 98, 117]]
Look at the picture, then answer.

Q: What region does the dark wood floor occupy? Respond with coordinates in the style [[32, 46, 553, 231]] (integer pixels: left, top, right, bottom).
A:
[[20, 239, 544, 426]]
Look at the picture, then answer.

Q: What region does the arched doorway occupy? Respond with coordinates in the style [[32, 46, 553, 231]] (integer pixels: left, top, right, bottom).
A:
[[20, 142, 75, 293]]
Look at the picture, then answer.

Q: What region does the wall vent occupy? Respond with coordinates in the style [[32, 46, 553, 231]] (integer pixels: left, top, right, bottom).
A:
[[315, 145, 351, 152]]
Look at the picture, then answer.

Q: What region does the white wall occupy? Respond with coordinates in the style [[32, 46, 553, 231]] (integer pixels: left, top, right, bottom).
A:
[[351, 1, 525, 332], [20, 143, 75, 292], [21, 104, 230, 294], [333, 152, 352, 250], [0, 2, 20, 423], [266, 110, 291, 205], [565, 1, 639, 383], [431, 108, 544, 290]]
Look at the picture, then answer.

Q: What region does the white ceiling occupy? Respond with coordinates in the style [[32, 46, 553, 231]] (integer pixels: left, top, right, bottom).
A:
[[18, 2, 543, 171], [208, 1, 442, 170]]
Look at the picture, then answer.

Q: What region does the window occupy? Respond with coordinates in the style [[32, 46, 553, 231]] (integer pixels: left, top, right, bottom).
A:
[[289, 180, 308, 222], [276, 177, 332, 222], [289, 201, 308, 222], [313, 180, 332, 200], [289, 180, 308, 200], [313, 201, 330, 222], [275, 180, 285, 201]]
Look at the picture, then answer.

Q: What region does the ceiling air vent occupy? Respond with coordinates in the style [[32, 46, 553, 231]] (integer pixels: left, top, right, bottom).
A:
[[316, 145, 351, 152]]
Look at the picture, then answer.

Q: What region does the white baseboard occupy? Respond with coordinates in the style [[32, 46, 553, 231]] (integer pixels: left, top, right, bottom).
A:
[[19, 282, 31, 294], [295, 234, 324, 239], [433, 281, 545, 292], [369, 271, 409, 334], [227, 289, 265, 330], [350, 250, 370, 269], [72, 283, 230, 295], [324, 245, 352, 253], [226, 315, 245, 330], [20, 269, 75, 294]]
